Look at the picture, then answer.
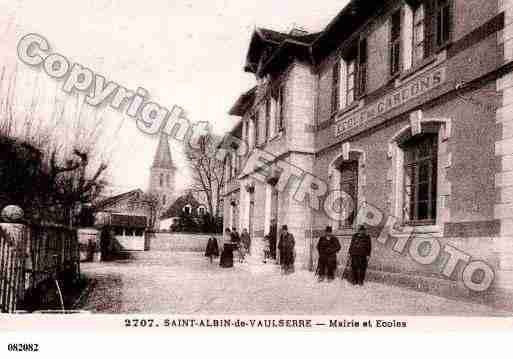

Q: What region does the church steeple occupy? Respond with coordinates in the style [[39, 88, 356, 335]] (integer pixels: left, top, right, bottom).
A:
[[148, 134, 176, 212], [152, 134, 175, 170]]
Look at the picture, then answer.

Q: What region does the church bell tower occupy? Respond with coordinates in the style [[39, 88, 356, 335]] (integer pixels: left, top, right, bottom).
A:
[[149, 134, 176, 210]]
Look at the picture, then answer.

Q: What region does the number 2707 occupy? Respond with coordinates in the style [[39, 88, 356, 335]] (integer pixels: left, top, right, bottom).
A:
[[125, 319, 155, 327]]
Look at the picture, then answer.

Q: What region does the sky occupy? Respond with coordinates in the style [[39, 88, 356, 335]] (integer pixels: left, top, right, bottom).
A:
[[0, 0, 348, 195]]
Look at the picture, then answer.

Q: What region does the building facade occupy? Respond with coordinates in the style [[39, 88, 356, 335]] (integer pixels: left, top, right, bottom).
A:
[[223, 0, 513, 306]]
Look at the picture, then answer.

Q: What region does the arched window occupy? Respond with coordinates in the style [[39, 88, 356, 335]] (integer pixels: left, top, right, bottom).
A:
[[159, 173, 164, 187], [166, 174, 170, 187], [163, 195, 166, 205], [183, 205, 192, 215], [401, 134, 438, 224]]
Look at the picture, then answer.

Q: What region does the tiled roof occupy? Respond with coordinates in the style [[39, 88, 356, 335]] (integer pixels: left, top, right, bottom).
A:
[[258, 28, 320, 45], [228, 86, 257, 116], [94, 189, 145, 210]]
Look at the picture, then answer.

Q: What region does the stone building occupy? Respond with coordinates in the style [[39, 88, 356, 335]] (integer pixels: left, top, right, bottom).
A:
[[223, 0, 513, 306], [159, 192, 208, 231]]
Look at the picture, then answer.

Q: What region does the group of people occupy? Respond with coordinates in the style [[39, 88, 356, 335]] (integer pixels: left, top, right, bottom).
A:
[[205, 222, 372, 285], [205, 227, 251, 268], [316, 225, 372, 285]]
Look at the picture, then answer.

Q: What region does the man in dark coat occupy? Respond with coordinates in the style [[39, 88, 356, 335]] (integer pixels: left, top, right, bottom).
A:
[[269, 219, 277, 259], [100, 226, 113, 261], [349, 225, 372, 285], [278, 225, 295, 274], [205, 237, 219, 263], [317, 226, 341, 282]]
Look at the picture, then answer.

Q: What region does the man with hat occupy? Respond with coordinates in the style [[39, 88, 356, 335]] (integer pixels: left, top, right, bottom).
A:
[[349, 225, 372, 285], [278, 224, 295, 274], [316, 226, 341, 282]]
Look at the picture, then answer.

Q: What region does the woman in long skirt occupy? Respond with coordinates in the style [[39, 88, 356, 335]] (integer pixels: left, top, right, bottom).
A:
[[219, 228, 234, 268]]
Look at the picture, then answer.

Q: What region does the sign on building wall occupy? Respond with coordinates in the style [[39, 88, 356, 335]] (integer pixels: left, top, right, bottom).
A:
[[335, 67, 447, 137]]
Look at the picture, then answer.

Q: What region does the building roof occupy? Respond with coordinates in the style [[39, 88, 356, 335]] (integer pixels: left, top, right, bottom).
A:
[[93, 189, 147, 210], [228, 86, 257, 116], [228, 1, 390, 126], [160, 192, 203, 219], [243, 1, 387, 78], [152, 134, 175, 169], [244, 27, 320, 75]]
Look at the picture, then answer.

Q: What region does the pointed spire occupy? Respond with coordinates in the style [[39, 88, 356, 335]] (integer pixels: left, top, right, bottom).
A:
[[152, 134, 175, 169]]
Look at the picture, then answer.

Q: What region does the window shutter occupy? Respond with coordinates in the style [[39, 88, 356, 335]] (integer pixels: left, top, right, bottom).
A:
[[424, 0, 436, 57], [280, 85, 286, 130], [332, 61, 341, 113], [390, 10, 402, 75], [357, 38, 367, 96]]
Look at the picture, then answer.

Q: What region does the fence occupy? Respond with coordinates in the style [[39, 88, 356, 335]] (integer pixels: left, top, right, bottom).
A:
[[0, 222, 79, 313]]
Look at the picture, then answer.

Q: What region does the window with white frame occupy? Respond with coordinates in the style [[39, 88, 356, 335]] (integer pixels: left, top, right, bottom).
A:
[[401, 134, 438, 225]]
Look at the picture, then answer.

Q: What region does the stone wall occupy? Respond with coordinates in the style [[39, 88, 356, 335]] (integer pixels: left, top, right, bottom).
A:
[[147, 232, 221, 252]]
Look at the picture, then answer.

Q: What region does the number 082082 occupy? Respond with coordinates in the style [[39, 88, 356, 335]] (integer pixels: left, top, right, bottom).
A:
[[7, 343, 40, 352]]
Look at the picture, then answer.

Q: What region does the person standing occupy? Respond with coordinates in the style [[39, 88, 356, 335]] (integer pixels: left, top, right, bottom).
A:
[[269, 219, 277, 260], [241, 228, 251, 256], [278, 225, 295, 274], [349, 225, 372, 285], [317, 226, 341, 282], [220, 228, 234, 268], [262, 235, 271, 264], [205, 237, 219, 264], [100, 226, 113, 261], [231, 227, 240, 244]]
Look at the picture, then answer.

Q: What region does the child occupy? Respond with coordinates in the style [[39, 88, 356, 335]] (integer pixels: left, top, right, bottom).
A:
[[263, 235, 271, 264]]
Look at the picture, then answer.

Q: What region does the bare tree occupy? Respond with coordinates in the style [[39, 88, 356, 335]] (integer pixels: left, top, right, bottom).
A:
[[144, 191, 164, 230], [0, 65, 111, 225], [184, 134, 225, 226]]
